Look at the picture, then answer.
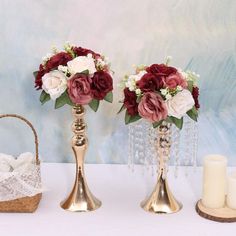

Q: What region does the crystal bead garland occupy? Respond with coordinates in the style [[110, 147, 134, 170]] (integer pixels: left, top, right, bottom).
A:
[[128, 117, 198, 176]]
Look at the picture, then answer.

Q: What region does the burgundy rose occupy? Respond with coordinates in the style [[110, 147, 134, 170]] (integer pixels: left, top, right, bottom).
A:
[[192, 86, 200, 109], [138, 92, 167, 123], [35, 64, 45, 90], [146, 64, 177, 76], [124, 88, 138, 116], [164, 72, 188, 89], [46, 52, 72, 71], [72, 46, 100, 58], [91, 71, 113, 100], [67, 73, 93, 105], [137, 73, 164, 92]]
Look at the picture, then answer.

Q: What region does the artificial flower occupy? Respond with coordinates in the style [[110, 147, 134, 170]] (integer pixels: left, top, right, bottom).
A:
[[192, 86, 200, 109], [166, 89, 195, 119], [42, 70, 67, 100], [67, 54, 96, 75], [35, 64, 45, 89], [146, 64, 177, 77], [137, 73, 163, 92], [72, 46, 100, 58], [91, 71, 113, 100], [164, 72, 188, 89], [124, 88, 139, 116], [46, 52, 72, 71], [67, 73, 93, 105], [138, 92, 168, 122]]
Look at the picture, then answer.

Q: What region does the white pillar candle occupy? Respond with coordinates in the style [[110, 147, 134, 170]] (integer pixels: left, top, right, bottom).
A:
[[202, 154, 227, 208], [226, 172, 236, 209]]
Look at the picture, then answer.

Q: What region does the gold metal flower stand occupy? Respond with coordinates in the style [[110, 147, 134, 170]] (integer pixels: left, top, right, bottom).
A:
[[141, 122, 182, 214], [60, 105, 101, 212]]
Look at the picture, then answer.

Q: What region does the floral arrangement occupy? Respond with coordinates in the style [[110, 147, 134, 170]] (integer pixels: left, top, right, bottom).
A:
[[33, 43, 113, 111], [118, 58, 200, 129]]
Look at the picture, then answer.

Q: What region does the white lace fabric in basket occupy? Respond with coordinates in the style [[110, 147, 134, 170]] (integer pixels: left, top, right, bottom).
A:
[[0, 152, 43, 201]]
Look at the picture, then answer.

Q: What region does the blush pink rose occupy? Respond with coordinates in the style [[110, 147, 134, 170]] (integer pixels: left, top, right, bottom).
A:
[[67, 73, 93, 105], [164, 72, 187, 89], [138, 92, 168, 123]]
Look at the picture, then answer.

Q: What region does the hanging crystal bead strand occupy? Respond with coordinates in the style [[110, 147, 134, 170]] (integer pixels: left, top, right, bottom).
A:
[[192, 120, 198, 171], [171, 124, 181, 178], [128, 124, 134, 171], [148, 123, 158, 175], [136, 122, 145, 174], [183, 116, 192, 176], [142, 121, 149, 173]]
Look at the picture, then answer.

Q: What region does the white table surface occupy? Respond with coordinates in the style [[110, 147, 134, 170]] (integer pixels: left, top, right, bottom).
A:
[[0, 164, 235, 236]]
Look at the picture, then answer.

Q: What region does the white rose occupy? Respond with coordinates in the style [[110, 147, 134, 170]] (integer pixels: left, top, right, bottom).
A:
[[67, 54, 96, 75], [42, 70, 67, 100], [166, 89, 194, 119]]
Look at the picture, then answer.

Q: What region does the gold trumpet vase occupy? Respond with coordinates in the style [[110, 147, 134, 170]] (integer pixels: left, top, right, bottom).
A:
[[60, 105, 102, 212], [141, 122, 182, 214]]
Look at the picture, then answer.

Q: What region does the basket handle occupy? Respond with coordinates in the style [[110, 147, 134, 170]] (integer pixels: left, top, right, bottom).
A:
[[0, 114, 39, 165]]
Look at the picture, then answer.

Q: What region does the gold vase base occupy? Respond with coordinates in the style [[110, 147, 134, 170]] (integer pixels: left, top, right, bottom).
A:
[[60, 172, 102, 212], [60, 199, 101, 212], [141, 174, 182, 214], [60, 192, 102, 212]]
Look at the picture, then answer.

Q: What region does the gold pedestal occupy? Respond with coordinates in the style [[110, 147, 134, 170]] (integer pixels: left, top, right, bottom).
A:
[[60, 105, 101, 212], [141, 169, 182, 214], [141, 122, 182, 214]]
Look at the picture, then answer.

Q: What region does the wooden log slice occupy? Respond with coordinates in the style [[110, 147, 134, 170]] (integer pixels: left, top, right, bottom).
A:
[[196, 200, 236, 223]]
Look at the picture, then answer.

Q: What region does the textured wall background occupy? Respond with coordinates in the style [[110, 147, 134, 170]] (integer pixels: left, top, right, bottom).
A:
[[0, 0, 236, 165]]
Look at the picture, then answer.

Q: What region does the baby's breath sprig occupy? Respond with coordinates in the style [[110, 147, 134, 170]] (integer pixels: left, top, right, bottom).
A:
[[134, 64, 147, 73], [165, 56, 172, 66], [51, 45, 58, 54], [185, 71, 200, 86], [64, 42, 76, 58]]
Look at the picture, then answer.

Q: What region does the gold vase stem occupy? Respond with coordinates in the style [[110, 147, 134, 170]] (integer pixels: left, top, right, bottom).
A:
[[60, 105, 101, 212]]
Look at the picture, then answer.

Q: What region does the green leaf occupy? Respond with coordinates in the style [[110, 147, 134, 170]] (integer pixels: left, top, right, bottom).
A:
[[117, 104, 125, 114], [187, 107, 198, 122], [88, 99, 100, 112], [125, 110, 141, 125], [40, 90, 50, 105], [125, 110, 131, 124], [80, 70, 89, 75], [104, 92, 113, 103], [64, 93, 74, 106], [187, 80, 194, 92], [152, 120, 163, 128], [136, 95, 142, 103], [33, 71, 38, 78], [165, 117, 173, 124], [55, 93, 68, 109], [129, 114, 141, 124], [170, 116, 183, 129], [54, 91, 74, 109]]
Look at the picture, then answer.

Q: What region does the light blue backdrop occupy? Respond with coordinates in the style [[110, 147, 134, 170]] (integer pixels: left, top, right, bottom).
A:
[[0, 0, 236, 165]]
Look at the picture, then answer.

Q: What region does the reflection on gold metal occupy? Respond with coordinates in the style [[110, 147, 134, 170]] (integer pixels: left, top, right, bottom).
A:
[[60, 105, 101, 212], [141, 122, 182, 214]]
